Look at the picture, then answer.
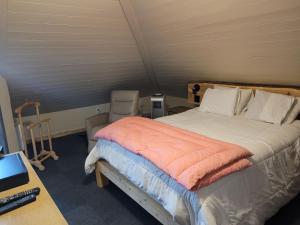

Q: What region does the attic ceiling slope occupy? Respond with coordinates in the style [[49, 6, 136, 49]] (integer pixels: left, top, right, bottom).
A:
[[119, 0, 161, 93], [130, 0, 300, 97], [0, 0, 154, 113]]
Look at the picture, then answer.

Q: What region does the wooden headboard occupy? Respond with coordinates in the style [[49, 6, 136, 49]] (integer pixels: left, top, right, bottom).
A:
[[188, 82, 300, 105]]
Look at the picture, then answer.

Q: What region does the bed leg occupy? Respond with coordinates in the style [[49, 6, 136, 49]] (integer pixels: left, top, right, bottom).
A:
[[95, 162, 109, 188]]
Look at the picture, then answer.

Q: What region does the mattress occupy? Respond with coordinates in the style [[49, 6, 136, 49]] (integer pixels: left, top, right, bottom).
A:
[[85, 109, 300, 225]]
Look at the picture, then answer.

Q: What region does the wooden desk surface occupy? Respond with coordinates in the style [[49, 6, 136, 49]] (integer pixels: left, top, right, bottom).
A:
[[0, 152, 68, 225]]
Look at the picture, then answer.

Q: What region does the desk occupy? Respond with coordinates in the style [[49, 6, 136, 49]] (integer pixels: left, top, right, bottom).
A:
[[0, 152, 67, 225]]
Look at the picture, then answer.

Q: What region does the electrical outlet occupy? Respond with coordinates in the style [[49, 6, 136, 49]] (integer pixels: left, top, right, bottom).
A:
[[96, 107, 101, 113]]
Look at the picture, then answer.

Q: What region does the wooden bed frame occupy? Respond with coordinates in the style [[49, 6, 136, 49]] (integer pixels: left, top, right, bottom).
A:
[[188, 82, 300, 105], [96, 161, 181, 225], [95, 82, 300, 225]]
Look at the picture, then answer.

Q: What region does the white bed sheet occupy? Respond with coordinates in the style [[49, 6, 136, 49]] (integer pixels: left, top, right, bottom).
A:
[[85, 109, 300, 225]]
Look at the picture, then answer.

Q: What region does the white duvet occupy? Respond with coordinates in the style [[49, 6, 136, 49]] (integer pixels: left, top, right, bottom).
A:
[[85, 109, 300, 225]]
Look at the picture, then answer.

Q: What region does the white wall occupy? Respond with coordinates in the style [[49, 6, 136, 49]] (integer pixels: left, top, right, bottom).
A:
[[17, 95, 190, 144], [0, 76, 19, 153], [165, 96, 192, 108], [0, 0, 153, 113], [17, 96, 150, 142], [130, 0, 300, 97], [18, 103, 110, 142]]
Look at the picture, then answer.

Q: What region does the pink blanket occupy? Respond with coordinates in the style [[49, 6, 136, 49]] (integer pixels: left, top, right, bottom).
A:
[[95, 117, 252, 190]]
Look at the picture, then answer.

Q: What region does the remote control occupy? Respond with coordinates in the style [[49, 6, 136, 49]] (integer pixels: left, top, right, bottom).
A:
[[0, 187, 40, 206], [0, 194, 36, 215]]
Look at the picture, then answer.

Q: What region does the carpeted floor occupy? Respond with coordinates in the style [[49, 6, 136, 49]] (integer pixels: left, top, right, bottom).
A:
[[34, 133, 300, 225]]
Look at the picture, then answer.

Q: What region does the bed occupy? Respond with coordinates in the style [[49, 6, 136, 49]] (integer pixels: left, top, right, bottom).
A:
[[85, 83, 300, 225]]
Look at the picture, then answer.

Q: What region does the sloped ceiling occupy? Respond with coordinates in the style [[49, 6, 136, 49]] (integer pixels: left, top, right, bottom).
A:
[[0, 0, 154, 113], [130, 0, 300, 97], [1, 0, 299, 114]]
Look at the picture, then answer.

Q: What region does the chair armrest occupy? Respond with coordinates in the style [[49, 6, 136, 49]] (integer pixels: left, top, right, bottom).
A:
[[85, 113, 109, 139]]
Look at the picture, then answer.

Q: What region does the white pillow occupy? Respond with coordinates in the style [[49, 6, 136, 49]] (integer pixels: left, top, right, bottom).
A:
[[260, 93, 295, 124], [199, 88, 239, 116], [244, 90, 269, 120], [214, 85, 253, 115], [283, 97, 300, 124], [237, 89, 253, 114], [245, 90, 295, 124]]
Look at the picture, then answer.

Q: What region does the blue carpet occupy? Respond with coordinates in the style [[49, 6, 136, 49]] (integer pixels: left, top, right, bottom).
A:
[[34, 133, 300, 225]]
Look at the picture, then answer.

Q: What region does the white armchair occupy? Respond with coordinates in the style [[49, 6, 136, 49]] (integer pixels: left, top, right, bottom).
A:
[[86, 90, 139, 152]]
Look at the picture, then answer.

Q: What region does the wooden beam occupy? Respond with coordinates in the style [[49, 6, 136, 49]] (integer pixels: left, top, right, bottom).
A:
[[118, 0, 160, 92]]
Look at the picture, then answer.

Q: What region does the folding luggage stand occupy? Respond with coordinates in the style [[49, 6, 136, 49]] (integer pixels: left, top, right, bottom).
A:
[[15, 101, 58, 171]]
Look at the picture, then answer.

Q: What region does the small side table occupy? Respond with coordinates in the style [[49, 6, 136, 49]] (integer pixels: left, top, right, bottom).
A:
[[141, 113, 152, 118], [167, 106, 194, 115]]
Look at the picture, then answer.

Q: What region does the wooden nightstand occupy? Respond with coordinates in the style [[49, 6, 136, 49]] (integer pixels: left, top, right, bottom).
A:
[[167, 106, 194, 115]]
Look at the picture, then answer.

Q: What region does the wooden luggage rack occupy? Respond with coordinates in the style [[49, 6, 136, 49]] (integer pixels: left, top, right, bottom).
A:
[[15, 101, 59, 171]]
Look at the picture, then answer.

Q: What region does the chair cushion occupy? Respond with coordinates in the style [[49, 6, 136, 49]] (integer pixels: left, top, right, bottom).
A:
[[109, 90, 139, 122], [89, 124, 108, 141], [111, 101, 135, 115]]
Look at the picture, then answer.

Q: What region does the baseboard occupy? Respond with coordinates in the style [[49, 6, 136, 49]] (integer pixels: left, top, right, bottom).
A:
[[25, 128, 86, 144], [53, 128, 86, 138]]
